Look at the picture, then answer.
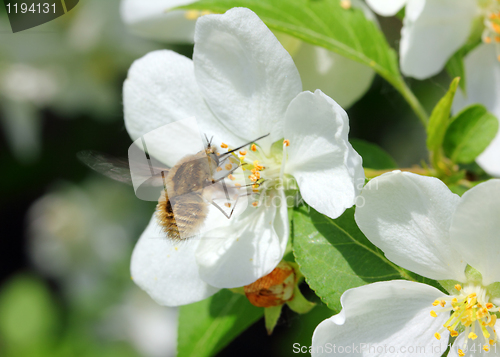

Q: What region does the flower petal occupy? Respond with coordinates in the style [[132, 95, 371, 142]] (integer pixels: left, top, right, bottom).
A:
[[312, 280, 448, 357], [453, 44, 500, 177], [400, 0, 477, 79], [123, 50, 240, 167], [193, 8, 302, 152], [366, 0, 408, 16], [120, 0, 198, 43], [284, 90, 364, 219], [130, 214, 219, 306], [195, 191, 288, 288], [291, 41, 375, 108], [355, 171, 467, 281], [450, 179, 500, 285]]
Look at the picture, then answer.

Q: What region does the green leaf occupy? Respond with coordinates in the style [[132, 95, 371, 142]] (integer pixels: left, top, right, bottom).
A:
[[443, 105, 499, 164], [178, 290, 263, 357], [177, 0, 431, 123], [350, 139, 397, 170], [426, 77, 460, 153], [293, 207, 415, 312]]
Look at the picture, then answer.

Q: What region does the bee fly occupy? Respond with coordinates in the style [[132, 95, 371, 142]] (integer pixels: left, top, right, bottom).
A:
[[77, 133, 269, 241]]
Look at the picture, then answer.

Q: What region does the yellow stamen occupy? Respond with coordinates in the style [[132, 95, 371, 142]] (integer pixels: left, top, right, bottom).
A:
[[340, 0, 351, 9], [184, 10, 200, 20], [283, 139, 290, 147], [252, 202, 258, 207], [251, 144, 257, 151], [239, 150, 247, 156], [433, 300, 440, 307], [430, 310, 437, 318], [450, 330, 459, 337], [469, 332, 478, 340], [221, 142, 228, 149], [455, 284, 462, 291], [434, 332, 441, 340], [458, 349, 465, 357], [224, 203, 231, 208]]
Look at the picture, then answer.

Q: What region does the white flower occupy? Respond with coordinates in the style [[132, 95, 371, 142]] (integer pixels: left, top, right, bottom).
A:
[[312, 171, 500, 357], [366, 0, 500, 176], [124, 8, 364, 306], [120, 0, 375, 108], [453, 44, 500, 177]]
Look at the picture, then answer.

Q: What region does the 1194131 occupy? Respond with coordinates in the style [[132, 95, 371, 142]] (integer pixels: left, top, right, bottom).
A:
[[6, 2, 56, 13]]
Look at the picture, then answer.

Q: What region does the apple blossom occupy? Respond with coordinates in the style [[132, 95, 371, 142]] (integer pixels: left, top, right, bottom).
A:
[[124, 8, 364, 306], [312, 171, 500, 356]]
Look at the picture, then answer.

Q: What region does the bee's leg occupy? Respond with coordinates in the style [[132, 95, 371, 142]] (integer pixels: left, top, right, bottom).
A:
[[211, 163, 247, 184], [210, 192, 253, 219]]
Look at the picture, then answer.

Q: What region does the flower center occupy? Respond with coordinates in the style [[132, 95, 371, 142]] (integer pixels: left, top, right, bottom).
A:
[[431, 284, 499, 355], [481, 0, 500, 60], [218, 139, 291, 207]]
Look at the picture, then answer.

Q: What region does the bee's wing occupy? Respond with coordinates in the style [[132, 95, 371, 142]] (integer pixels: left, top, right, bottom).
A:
[[77, 151, 134, 185], [77, 150, 170, 187]]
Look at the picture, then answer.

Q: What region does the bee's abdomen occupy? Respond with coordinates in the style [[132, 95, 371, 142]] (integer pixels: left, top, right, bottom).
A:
[[155, 190, 208, 241]]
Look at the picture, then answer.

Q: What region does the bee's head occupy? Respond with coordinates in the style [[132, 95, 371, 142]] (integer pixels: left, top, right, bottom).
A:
[[204, 134, 220, 166]]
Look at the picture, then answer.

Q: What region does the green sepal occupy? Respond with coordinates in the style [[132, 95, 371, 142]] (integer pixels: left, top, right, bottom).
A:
[[264, 305, 283, 335], [286, 285, 316, 314], [438, 280, 462, 296]]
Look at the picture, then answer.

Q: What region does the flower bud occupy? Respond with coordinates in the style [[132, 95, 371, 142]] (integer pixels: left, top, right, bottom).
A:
[[244, 262, 295, 307]]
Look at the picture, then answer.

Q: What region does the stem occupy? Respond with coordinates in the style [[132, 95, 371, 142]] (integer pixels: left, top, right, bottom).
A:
[[397, 80, 429, 127]]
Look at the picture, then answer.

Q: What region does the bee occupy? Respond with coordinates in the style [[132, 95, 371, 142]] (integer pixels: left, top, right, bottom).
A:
[[77, 133, 268, 241]]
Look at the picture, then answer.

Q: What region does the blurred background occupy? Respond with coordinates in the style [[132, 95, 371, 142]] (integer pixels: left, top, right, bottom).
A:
[[0, 1, 450, 356]]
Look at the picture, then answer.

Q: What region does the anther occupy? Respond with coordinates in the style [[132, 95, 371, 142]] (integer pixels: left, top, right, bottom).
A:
[[340, 0, 351, 9], [184, 10, 200, 20], [469, 332, 478, 340]]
